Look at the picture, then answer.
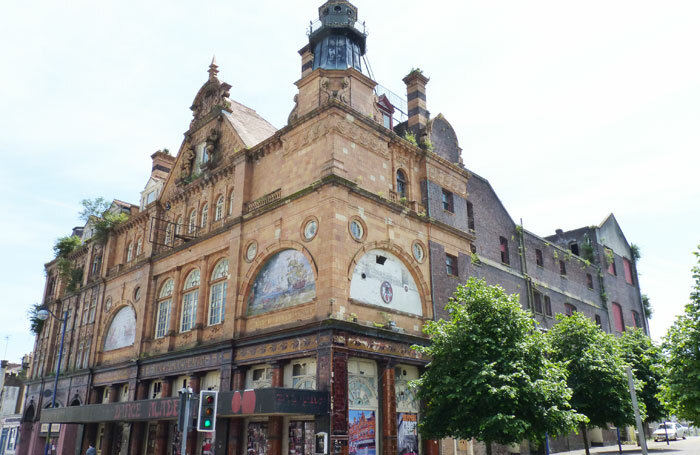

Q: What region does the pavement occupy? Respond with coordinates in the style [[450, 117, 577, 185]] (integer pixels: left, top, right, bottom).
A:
[[557, 436, 700, 455]]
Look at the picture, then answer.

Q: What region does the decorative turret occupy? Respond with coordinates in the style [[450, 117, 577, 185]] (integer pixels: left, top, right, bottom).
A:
[[308, 0, 367, 72]]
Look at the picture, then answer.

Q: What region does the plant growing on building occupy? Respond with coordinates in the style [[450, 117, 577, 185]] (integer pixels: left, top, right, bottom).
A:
[[413, 279, 585, 455], [471, 252, 481, 265], [420, 137, 434, 152], [547, 312, 636, 455], [660, 245, 700, 426], [79, 197, 111, 222], [618, 328, 666, 433], [580, 235, 595, 263], [630, 243, 641, 262], [92, 212, 129, 244], [28, 303, 45, 335], [642, 294, 652, 318], [605, 248, 615, 267], [403, 132, 418, 147], [53, 235, 82, 258]]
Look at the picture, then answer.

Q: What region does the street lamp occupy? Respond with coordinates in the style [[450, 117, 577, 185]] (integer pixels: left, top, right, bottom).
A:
[[36, 306, 68, 455]]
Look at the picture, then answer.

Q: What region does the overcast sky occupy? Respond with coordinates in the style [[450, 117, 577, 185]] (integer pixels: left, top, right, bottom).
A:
[[1, 0, 698, 363]]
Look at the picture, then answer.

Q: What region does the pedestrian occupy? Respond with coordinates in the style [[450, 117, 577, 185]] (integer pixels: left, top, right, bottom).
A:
[[86, 443, 96, 455]]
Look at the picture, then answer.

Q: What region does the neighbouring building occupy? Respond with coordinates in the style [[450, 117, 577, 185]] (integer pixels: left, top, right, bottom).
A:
[[1, 358, 30, 455], [19, 2, 648, 455]]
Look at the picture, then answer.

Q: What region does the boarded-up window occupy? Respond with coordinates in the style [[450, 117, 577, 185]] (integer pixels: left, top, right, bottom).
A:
[[612, 302, 624, 332], [500, 237, 509, 265], [623, 258, 634, 285]]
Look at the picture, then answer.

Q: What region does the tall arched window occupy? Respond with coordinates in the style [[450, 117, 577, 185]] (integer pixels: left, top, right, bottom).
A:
[[126, 242, 133, 262], [188, 209, 197, 234], [155, 279, 173, 338], [228, 190, 235, 215], [215, 196, 224, 221], [612, 302, 625, 332], [180, 269, 200, 332], [208, 259, 229, 325], [201, 204, 208, 228], [136, 237, 143, 257], [175, 216, 183, 236], [165, 223, 174, 245], [396, 169, 407, 199]]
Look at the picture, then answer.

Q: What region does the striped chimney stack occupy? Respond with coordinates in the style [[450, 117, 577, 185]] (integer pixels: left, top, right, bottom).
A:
[[403, 69, 430, 132], [299, 45, 314, 78]]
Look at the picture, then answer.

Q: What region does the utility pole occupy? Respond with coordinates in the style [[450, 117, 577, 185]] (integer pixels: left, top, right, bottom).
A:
[[626, 366, 648, 455]]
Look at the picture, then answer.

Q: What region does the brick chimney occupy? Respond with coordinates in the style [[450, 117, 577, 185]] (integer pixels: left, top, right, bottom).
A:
[[299, 44, 314, 79], [403, 69, 430, 132], [151, 150, 176, 180]]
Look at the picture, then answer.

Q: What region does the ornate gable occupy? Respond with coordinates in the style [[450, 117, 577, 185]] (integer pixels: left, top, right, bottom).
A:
[[189, 57, 233, 129]]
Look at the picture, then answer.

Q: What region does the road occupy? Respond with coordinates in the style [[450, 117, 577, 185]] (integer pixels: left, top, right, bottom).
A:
[[557, 436, 700, 454]]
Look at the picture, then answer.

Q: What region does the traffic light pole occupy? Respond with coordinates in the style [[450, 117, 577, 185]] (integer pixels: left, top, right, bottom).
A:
[[178, 387, 193, 455], [181, 394, 191, 455]]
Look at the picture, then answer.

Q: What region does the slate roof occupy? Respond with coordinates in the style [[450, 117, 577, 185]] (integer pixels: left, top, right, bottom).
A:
[[223, 99, 277, 148]]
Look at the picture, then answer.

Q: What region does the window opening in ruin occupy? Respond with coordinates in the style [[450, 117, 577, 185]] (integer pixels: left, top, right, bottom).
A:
[[536, 249, 544, 267]]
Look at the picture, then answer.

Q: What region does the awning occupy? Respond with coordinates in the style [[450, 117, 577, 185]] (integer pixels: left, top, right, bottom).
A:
[[40, 388, 329, 424]]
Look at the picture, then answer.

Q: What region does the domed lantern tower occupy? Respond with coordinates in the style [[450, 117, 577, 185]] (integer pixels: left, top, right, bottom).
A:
[[309, 0, 367, 72]]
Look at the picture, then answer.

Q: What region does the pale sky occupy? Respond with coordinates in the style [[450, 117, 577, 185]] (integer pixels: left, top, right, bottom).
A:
[[1, 1, 698, 363]]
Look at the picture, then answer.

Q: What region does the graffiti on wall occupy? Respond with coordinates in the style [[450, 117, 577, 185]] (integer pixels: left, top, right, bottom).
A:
[[247, 249, 316, 316]]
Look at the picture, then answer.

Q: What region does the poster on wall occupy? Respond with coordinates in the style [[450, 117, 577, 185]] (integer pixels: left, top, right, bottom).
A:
[[289, 421, 315, 455], [397, 413, 418, 455], [247, 422, 268, 455], [348, 410, 376, 455]]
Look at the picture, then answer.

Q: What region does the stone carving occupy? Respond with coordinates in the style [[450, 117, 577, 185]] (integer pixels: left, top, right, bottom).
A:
[[180, 147, 196, 178], [320, 76, 350, 105], [189, 59, 233, 128], [204, 128, 220, 166], [288, 94, 299, 125]]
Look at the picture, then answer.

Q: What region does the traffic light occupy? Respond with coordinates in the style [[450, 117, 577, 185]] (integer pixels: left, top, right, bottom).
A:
[[197, 390, 218, 432]]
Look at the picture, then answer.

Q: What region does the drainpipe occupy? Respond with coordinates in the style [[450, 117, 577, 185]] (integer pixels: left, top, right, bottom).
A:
[[517, 219, 533, 314]]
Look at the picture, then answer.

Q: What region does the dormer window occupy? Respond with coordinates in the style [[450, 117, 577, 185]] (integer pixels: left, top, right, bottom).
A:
[[145, 191, 156, 205]]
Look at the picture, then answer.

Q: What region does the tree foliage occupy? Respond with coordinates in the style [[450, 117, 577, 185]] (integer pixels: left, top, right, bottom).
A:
[[53, 235, 82, 258], [642, 294, 653, 319], [28, 302, 45, 335], [618, 328, 666, 424], [413, 279, 584, 454], [661, 245, 700, 426], [79, 197, 110, 222], [92, 212, 129, 244]]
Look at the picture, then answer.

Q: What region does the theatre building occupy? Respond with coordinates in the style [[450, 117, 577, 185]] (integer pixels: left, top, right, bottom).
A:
[[19, 1, 649, 455]]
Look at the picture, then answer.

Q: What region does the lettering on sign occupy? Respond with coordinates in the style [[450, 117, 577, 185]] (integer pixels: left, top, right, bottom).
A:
[[140, 352, 228, 378]]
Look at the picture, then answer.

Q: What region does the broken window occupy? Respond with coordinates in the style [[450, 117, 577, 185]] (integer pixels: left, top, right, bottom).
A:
[[535, 249, 543, 267], [564, 303, 577, 316], [544, 296, 552, 317], [570, 243, 579, 256], [446, 254, 458, 276], [500, 237, 509, 265], [606, 248, 617, 276], [595, 315, 602, 327], [533, 291, 543, 314], [441, 189, 454, 213], [559, 260, 566, 276], [586, 273, 594, 289], [396, 170, 407, 199], [466, 201, 475, 230]]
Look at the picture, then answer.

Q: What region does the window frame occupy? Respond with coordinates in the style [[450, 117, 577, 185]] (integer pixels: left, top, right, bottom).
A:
[[544, 296, 552, 317], [499, 236, 510, 265], [396, 169, 408, 199], [215, 195, 224, 221], [564, 303, 577, 316], [445, 253, 458, 277], [533, 291, 543, 314], [208, 259, 229, 326], [441, 189, 454, 213], [612, 302, 625, 332], [559, 259, 567, 276], [188, 209, 197, 234], [200, 203, 208, 229], [623, 258, 634, 285], [535, 249, 544, 267], [155, 279, 174, 339], [180, 270, 200, 333]]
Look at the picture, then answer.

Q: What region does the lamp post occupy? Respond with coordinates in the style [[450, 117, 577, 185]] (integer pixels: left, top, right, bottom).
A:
[[36, 306, 68, 455]]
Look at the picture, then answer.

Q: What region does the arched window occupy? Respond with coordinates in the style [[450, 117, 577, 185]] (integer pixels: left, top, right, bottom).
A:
[[126, 242, 133, 262], [175, 216, 183, 236], [208, 259, 229, 325], [188, 209, 197, 234], [396, 169, 407, 199], [180, 270, 200, 332], [136, 237, 143, 257], [104, 306, 136, 351], [228, 190, 235, 215], [215, 196, 224, 221], [612, 302, 624, 332], [165, 223, 174, 245], [155, 279, 173, 338], [201, 204, 208, 228]]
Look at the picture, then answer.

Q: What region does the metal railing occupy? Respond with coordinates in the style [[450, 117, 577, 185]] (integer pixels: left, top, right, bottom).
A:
[[307, 19, 367, 36], [375, 84, 408, 125]]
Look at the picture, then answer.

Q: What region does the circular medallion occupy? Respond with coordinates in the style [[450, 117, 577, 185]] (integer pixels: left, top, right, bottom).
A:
[[349, 219, 364, 241], [380, 281, 393, 303], [412, 242, 425, 262], [303, 219, 318, 241], [246, 242, 258, 262]]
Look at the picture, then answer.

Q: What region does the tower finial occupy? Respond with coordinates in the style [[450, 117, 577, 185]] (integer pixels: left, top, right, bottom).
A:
[[208, 55, 219, 81]]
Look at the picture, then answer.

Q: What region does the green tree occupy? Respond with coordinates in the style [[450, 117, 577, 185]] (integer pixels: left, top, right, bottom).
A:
[[661, 245, 700, 426], [79, 197, 110, 222], [414, 278, 584, 455], [642, 294, 653, 319], [92, 212, 129, 244], [52, 235, 82, 258], [618, 328, 666, 431], [548, 312, 636, 455]]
